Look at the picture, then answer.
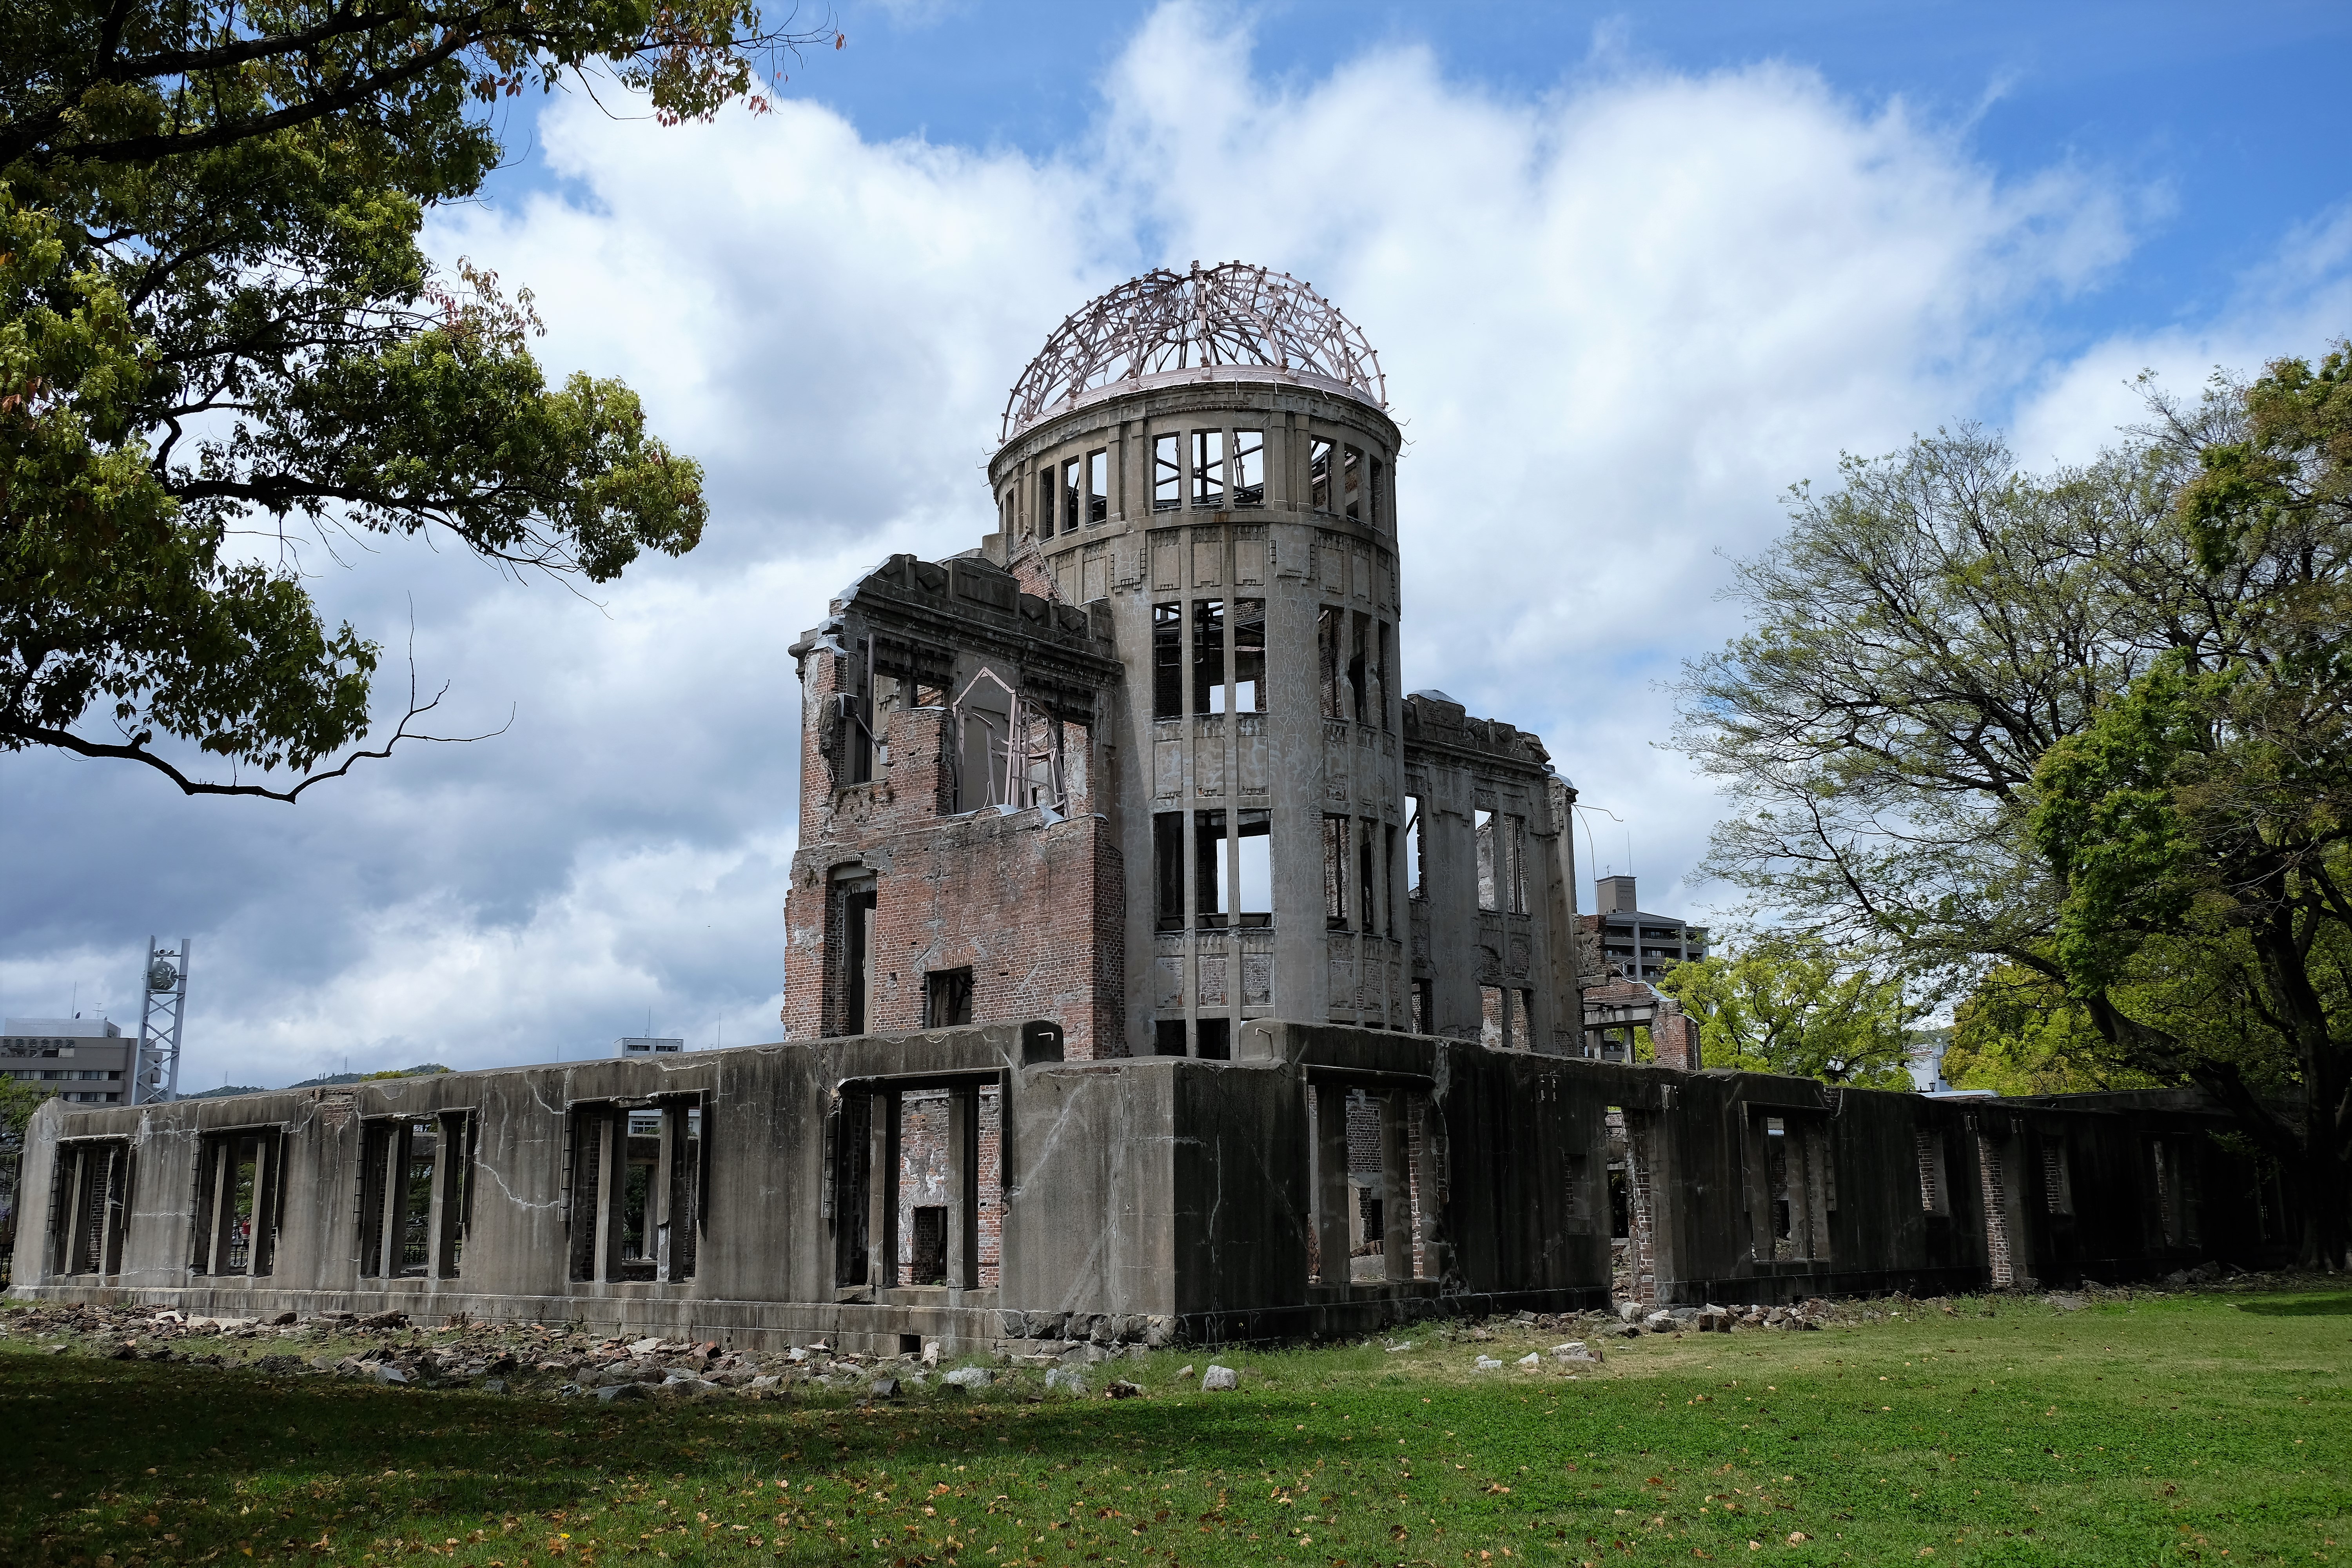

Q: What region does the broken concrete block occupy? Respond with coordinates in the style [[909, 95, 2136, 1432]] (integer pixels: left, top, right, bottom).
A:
[[629, 1336, 663, 1355], [1044, 1367, 1086, 1395], [481, 1378, 508, 1394], [1474, 1356, 1504, 1371], [369, 1363, 411, 1386], [868, 1376, 901, 1399], [269, 1311, 299, 1327], [1105, 1379, 1142, 1399], [1516, 1352, 1541, 1368], [1201, 1365, 1240, 1391], [942, 1366, 993, 1389], [1174, 1364, 1196, 1380], [358, 1312, 408, 1330], [595, 1383, 650, 1403], [1551, 1341, 1602, 1364]]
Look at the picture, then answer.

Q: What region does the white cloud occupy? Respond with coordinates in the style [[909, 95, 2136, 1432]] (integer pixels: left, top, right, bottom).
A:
[[6, 1, 2342, 1084]]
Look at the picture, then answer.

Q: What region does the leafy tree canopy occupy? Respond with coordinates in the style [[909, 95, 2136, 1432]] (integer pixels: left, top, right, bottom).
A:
[[3, 0, 837, 799], [1942, 962, 2156, 1096], [1650, 931, 1916, 1088], [1676, 347, 2352, 1264]]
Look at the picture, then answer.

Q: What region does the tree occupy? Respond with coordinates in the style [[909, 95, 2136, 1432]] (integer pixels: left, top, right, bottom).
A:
[[1675, 351, 2351, 1265], [1941, 963, 2154, 1096], [3, 0, 839, 799], [1650, 932, 1916, 1087]]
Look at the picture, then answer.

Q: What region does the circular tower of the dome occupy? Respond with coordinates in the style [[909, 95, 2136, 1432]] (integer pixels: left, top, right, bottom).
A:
[[987, 263, 1408, 1058]]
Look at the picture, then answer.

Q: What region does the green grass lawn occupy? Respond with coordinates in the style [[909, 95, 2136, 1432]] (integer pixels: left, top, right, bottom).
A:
[[4, 1288, 2348, 1567]]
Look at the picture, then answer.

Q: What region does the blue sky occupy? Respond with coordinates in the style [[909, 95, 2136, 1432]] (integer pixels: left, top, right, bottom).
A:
[[5, 0, 2348, 1087]]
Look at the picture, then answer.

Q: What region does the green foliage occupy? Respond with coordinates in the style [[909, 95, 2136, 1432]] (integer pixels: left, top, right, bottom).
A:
[[359, 1063, 450, 1081], [0, 1075, 56, 1149], [6, 1290, 2351, 1564], [1942, 964, 2153, 1096], [1678, 351, 2352, 1262], [2, 0, 834, 798], [1652, 933, 1916, 1087]]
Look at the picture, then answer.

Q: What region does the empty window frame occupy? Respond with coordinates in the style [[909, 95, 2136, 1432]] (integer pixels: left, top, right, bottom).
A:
[[1152, 602, 1183, 719], [358, 1113, 475, 1279], [1194, 809, 1272, 928], [1384, 823, 1401, 937], [1061, 457, 1082, 537], [190, 1128, 283, 1277], [566, 1100, 706, 1284], [1507, 814, 1529, 914], [1369, 456, 1385, 528], [1475, 808, 1499, 912], [1232, 429, 1265, 506], [1037, 468, 1057, 540], [829, 871, 879, 1037], [1317, 606, 1348, 719], [1087, 449, 1109, 524], [1403, 795, 1425, 900], [2040, 1135, 2074, 1216], [925, 967, 975, 1027], [1481, 985, 1508, 1049], [1915, 1129, 1951, 1216], [1192, 430, 1225, 508], [1324, 814, 1352, 930], [1154, 811, 1186, 932], [1153, 434, 1182, 510], [1357, 815, 1378, 935], [1410, 977, 1434, 1034], [1342, 445, 1364, 521], [1309, 438, 1334, 512], [51, 1139, 130, 1277], [1153, 1019, 1189, 1056], [1196, 1017, 1232, 1060], [1191, 597, 1225, 715], [1231, 599, 1266, 711], [1348, 613, 1371, 724]]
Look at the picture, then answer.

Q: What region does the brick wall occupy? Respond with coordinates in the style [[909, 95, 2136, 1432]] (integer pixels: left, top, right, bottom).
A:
[[1650, 1000, 1702, 1071], [784, 652, 1126, 1057], [894, 1087, 1003, 1288]]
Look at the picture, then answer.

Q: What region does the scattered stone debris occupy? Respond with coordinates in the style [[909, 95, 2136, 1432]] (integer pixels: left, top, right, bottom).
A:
[[1200, 1365, 1240, 1392]]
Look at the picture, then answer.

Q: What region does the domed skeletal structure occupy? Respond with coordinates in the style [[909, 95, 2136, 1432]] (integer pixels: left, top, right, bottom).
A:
[[1000, 260, 1385, 441]]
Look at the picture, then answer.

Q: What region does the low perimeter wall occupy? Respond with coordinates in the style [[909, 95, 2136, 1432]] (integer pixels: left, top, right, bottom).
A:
[[7, 1022, 2279, 1350]]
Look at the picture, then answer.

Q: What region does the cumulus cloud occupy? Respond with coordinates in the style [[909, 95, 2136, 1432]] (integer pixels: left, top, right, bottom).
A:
[[4, 1, 2338, 1087]]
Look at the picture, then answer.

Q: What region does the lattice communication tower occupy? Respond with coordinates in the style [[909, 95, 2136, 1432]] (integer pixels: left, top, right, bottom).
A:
[[1001, 260, 1385, 441], [131, 936, 189, 1105]]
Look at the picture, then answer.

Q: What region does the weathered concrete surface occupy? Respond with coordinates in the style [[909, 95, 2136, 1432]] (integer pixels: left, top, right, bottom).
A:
[[13, 1020, 2283, 1350]]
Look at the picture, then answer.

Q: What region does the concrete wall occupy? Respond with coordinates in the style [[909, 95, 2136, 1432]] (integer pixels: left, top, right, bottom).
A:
[[11, 1022, 2281, 1350]]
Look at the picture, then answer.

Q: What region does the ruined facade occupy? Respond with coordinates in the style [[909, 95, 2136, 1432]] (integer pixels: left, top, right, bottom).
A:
[[8, 263, 2292, 1347]]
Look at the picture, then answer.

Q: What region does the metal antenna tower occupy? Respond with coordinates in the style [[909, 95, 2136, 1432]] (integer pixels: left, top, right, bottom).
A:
[[131, 936, 190, 1105]]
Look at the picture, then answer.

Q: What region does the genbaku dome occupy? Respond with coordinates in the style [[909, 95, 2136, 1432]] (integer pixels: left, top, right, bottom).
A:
[[13, 265, 2266, 1351]]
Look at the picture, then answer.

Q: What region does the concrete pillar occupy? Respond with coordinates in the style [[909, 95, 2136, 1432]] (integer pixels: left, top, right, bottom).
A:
[[1379, 1091, 1413, 1281], [948, 1083, 980, 1290], [595, 1111, 628, 1283], [867, 1089, 900, 1289], [1313, 1080, 1351, 1288]]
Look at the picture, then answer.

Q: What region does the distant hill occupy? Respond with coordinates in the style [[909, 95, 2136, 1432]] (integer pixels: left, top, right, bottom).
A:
[[180, 1064, 450, 1100]]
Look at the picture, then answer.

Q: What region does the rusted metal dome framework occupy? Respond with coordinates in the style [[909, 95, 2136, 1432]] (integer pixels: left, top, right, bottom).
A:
[[1000, 261, 1385, 442]]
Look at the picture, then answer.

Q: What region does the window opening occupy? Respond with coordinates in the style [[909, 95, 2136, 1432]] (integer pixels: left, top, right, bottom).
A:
[[2042, 1137, 2073, 1215], [1411, 978, 1433, 1034], [1369, 457, 1384, 527], [1232, 429, 1265, 506], [1236, 810, 1272, 926], [397, 1118, 436, 1276], [1916, 1129, 1951, 1216], [1309, 438, 1333, 511], [1153, 434, 1182, 510], [831, 1093, 872, 1285], [58, 1141, 130, 1276], [665, 1104, 703, 1281], [925, 967, 975, 1027], [1324, 815, 1351, 930], [1154, 1019, 1189, 1056], [1087, 449, 1109, 524], [1481, 985, 1508, 1049], [1192, 598, 1225, 715], [1376, 622, 1394, 730], [1154, 811, 1185, 932], [910, 1205, 948, 1285], [1062, 457, 1081, 537], [1318, 607, 1348, 719], [566, 1107, 605, 1281], [1475, 809, 1499, 912], [440, 1112, 475, 1275], [1153, 602, 1184, 719], [1358, 816, 1377, 934], [1196, 1018, 1232, 1060], [194, 1129, 279, 1276], [1342, 445, 1363, 521], [620, 1109, 660, 1280], [834, 874, 878, 1036], [1385, 824, 1400, 937], [1347, 613, 1370, 724], [1404, 795, 1424, 899], [1037, 468, 1057, 539], [1232, 599, 1266, 711], [1507, 814, 1529, 914], [1195, 809, 1228, 927], [1193, 429, 1225, 508]]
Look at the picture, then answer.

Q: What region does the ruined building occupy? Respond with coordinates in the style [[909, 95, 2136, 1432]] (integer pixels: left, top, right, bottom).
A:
[[9, 265, 2292, 1348]]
